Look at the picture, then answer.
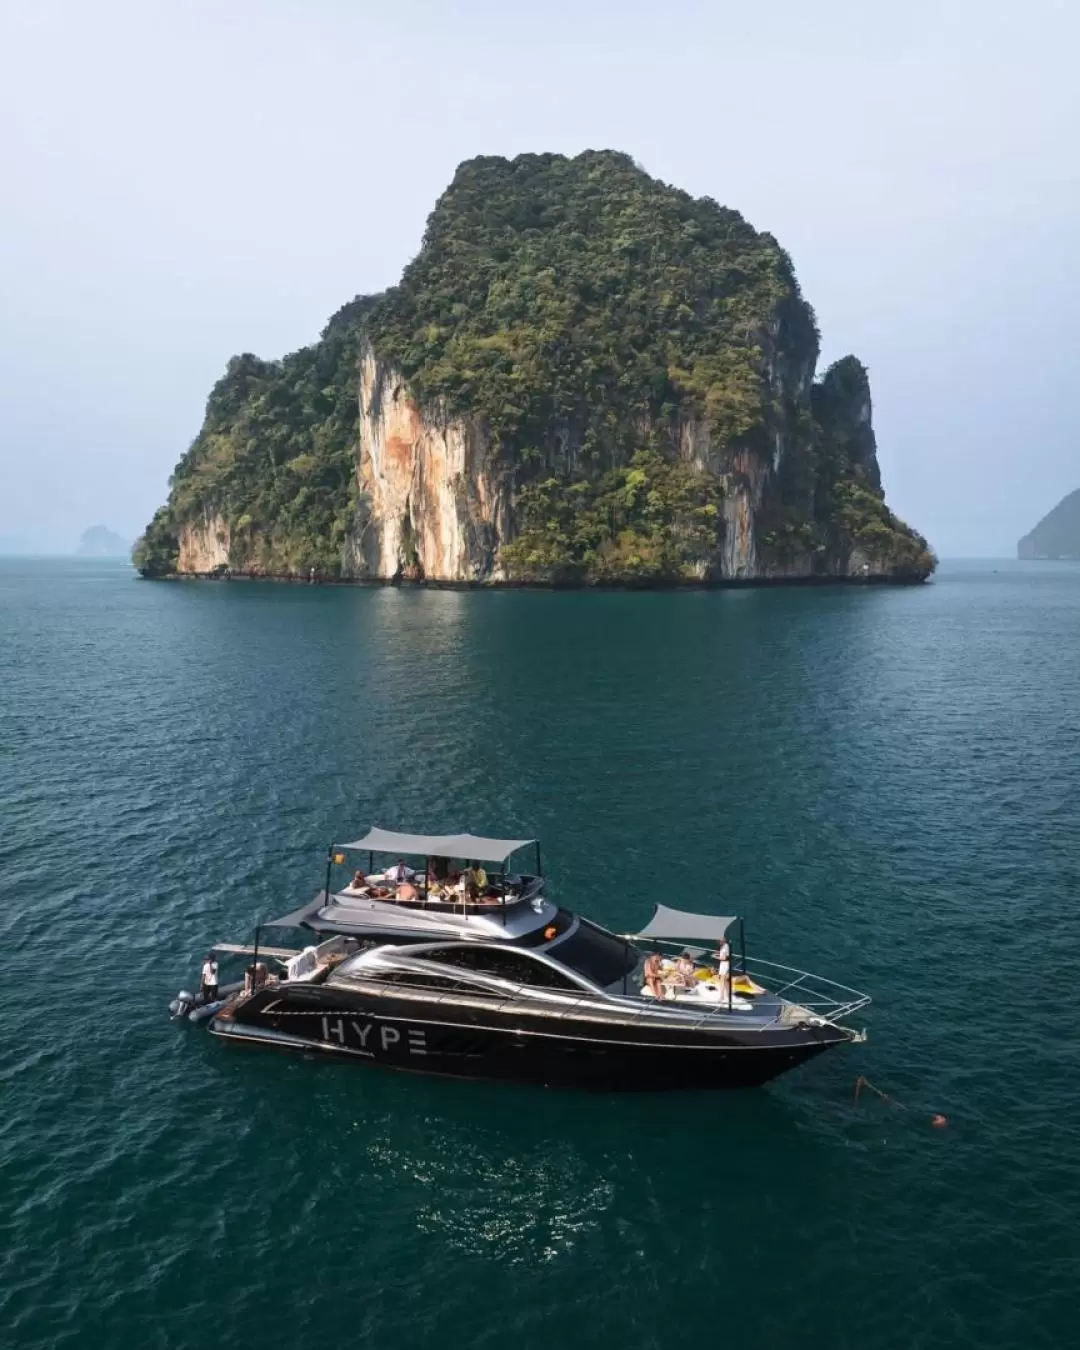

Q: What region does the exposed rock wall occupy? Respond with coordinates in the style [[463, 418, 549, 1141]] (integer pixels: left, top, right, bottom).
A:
[[339, 344, 901, 584], [166, 344, 920, 585], [333, 340, 918, 583], [344, 348, 510, 582], [177, 511, 230, 573]]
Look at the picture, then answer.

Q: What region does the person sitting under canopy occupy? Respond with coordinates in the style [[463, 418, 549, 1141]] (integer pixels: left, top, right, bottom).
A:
[[385, 859, 415, 883], [674, 951, 696, 990], [643, 951, 666, 1000]]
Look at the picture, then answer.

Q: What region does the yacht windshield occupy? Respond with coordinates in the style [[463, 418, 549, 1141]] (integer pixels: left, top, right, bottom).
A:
[[546, 919, 639, 987]]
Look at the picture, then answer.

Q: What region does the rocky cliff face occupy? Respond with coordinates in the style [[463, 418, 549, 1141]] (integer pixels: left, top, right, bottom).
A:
[[344, 348, 511, 581], [339, 344, 909, 584], [137, 150, 934, 586], [344, 344, 776, 583], [177, 512, 230, 574]]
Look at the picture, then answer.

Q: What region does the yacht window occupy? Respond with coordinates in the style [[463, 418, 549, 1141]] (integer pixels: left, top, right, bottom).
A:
[[359, 969, 469, 991], [546, 919, 639, 987], [518, 907, 575, 947], [427, 946, 581, 991]]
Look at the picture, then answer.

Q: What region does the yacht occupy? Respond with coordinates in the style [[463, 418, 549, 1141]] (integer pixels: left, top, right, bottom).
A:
[[171, 827, 870, 1091]]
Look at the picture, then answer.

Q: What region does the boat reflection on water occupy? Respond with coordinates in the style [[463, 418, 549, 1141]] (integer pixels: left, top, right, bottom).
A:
[[286, 1062, 850, 1268], [171, 826, 871, 1092]]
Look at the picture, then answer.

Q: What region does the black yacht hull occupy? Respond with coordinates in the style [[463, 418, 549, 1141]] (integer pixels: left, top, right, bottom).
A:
[[210, 987, 850, 1090]]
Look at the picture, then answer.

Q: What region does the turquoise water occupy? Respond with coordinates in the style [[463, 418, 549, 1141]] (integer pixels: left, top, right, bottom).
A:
[[2, 558, 1079, 1348]]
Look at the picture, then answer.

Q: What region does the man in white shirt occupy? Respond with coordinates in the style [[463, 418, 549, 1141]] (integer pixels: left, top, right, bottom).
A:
[[385, 859, 415, 883], [200, 954, 219, 1003]]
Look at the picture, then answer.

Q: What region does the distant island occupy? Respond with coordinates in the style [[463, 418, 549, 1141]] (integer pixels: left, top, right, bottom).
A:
[[76, 526, 131, 558], [1018, 489, 1080, 560], [135, 150, 934, 587]]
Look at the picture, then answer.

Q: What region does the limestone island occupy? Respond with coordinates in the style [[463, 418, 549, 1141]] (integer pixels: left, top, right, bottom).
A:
[[135, 151, 935, 587], [1018, 489, 1080, 560], [76, 525, 131, 558]]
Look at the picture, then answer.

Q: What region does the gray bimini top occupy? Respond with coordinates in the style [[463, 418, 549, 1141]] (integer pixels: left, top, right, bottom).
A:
[[339, 827, 536, 864], [633, 904, 738, 942]]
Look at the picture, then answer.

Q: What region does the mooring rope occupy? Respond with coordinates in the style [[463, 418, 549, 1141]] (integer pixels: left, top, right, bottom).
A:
[[854, 1075, 948, 1128]]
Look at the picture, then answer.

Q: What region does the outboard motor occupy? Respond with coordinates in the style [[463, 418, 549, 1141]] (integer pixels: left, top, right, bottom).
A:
[[169, 989, 196, 1020]]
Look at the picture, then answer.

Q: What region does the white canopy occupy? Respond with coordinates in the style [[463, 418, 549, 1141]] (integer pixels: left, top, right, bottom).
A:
[[339, 826, 535, 865], [634, 903, 737, 943]]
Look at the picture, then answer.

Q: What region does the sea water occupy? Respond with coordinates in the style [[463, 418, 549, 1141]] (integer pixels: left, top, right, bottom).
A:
[[2, 558, 1078, 1349]]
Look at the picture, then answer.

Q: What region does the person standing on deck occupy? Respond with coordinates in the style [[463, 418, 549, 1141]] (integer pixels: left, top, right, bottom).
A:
[[200, 954, 219, 1003], [714, 937, 731, 1001]]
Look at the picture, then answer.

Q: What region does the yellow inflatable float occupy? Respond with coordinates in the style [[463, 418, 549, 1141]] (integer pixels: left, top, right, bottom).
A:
[[692, 968, 766, 996]]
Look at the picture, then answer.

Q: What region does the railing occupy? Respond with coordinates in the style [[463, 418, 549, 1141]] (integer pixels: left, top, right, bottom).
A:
[[629, 939, 872, 1026], [331, 945, 870, 1031]]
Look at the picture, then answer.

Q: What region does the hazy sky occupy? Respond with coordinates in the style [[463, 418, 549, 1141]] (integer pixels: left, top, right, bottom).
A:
[[1, 0, 1076, 555]]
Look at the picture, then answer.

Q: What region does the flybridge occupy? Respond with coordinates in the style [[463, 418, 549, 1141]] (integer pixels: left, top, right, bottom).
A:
[[260, 825, 549, 934]]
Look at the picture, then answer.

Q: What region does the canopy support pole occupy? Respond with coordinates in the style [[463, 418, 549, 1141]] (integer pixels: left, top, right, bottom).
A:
[[739, 918, 747, 974], [324, 843, 334, 904], [534, 842, 542, 877], [250, 921, 261, 995]]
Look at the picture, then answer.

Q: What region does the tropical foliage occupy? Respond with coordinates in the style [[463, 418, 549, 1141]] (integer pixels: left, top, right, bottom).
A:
[[500, 450, 723, 582], [134, 297, 376, 577], [367, 150, 816, 461]]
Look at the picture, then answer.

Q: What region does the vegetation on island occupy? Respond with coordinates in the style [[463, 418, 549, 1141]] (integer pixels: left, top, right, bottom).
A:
[[135, 150, 934, 584], [804, 355, 935, 576], [134, 298, 376, 578], [500, 451, 723, 583], [366, 151, 815, 463]]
